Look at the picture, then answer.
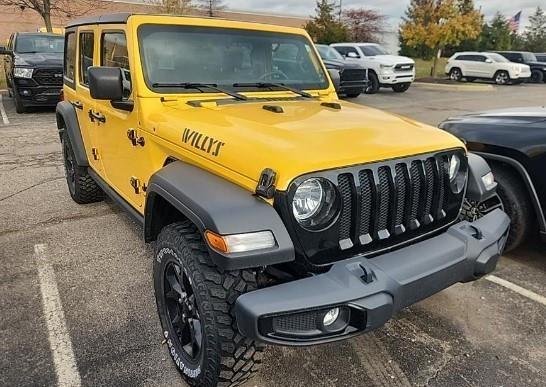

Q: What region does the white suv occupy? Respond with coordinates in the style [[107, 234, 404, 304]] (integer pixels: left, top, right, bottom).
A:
[[331, 43, 415, 94], [445, 52, 531, 85]]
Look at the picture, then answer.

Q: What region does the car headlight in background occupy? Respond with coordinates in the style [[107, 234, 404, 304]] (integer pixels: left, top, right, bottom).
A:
[[14, 67, 33, 79], [448, 154, 467, 194], [292, 178, 339, 230]]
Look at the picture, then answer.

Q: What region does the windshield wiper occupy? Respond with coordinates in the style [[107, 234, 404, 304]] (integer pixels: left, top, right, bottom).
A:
[[232, 82, 313, 98], [151, 82, 247, 101]]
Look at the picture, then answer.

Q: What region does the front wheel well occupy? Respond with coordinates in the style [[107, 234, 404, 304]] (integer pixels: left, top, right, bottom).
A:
[[144, 193, 191, 242]]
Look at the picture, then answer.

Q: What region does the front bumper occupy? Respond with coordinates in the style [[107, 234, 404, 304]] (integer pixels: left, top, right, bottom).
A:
[[235, 209, 509, 346], [379, 71, 415, 85]]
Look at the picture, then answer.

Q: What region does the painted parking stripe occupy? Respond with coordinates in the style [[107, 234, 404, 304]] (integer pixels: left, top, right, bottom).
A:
[[34, 244, 82, 387], [486, 275, 546, 306], [0, 93, 9, 125]]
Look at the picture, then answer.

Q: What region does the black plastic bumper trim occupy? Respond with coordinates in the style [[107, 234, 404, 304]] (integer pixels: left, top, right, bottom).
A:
[[234, 209, 510, 346]]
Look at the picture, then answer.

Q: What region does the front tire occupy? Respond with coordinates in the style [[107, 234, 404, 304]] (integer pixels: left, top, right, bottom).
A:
[[62, 132, 103, 204], [14, 91, 27, 114], [345, 92, 361, 98], [365, 72, 380, 94], [494, 71, 510, 85], [392, 83, 410, 93], [154, 221, 264, 386]]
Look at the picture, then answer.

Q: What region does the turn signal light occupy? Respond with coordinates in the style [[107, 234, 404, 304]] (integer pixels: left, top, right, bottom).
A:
[[205, 230, 276, 254]]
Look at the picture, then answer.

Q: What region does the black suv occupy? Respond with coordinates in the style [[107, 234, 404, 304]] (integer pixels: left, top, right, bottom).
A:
[[1, 32, 64, 113], [440, 107, 546, 251], [493, 51, 546, 83], [315, 44, 367, 98]]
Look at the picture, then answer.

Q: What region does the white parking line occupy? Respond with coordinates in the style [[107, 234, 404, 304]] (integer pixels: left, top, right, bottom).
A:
[[34, 244, 82, 387], [0, 93, 9, 125], [486, 275, 546, 306]]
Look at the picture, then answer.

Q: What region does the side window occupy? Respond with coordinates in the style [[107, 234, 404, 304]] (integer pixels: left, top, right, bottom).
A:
[[101, 32, 131, 97], [79, 32, 94, 86], [474, 55, 486, 62], [334, 46, 359, 58], [64, 32, 76, 87]]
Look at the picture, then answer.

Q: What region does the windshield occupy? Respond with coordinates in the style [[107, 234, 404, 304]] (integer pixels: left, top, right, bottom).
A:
[[316, 45, 343, 61], [359, 44, 388, 56], [488, 53, 510, 63], [15, 34, 64, 54], [522, 52, 537, 62], [138, 25, 329, 93]]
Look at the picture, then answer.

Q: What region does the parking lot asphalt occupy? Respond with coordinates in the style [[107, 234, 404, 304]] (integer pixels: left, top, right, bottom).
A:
[[1, 84, 545, 387]]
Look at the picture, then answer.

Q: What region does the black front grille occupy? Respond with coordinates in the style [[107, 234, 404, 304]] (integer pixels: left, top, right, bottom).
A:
[[33, 69, 63, 85], [340, 68, 366, 82], [276, 150, 466, 266], [394, 63, 414, 72]]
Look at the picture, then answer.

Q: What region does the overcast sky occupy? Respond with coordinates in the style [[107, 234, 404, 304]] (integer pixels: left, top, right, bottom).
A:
[[225, 0, 541, 31]]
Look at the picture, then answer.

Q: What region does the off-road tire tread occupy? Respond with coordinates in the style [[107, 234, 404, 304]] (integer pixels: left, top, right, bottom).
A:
[[490, 164, 534, 252], [156, 221, 264, 387], [62, 133, 103, 204]]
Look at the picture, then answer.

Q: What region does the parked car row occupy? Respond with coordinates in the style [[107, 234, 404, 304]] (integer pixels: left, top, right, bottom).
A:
[[446, 50, 546, 85]]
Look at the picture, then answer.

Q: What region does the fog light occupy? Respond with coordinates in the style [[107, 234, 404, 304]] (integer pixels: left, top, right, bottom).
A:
[[323, 308, 340, 326], [20, 89, 31, 96]]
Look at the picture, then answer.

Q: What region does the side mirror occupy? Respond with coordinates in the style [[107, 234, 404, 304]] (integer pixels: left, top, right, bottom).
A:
[[347, 52, 360, 58], [88, 66, 123, 100], [485, 58, 493, 64], [0, 46, 10, 55]]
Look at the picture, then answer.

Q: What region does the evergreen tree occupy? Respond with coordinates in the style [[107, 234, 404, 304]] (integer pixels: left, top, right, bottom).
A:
[[305, 0, 349, 44], [524, 7, 546, 52], [478, 13, 512, 51]]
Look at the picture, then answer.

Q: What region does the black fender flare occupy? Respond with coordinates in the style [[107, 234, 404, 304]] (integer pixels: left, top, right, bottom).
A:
[[56, 101, 89, 167], [475, 151, 546, 234], [145, 161, 295, 270]]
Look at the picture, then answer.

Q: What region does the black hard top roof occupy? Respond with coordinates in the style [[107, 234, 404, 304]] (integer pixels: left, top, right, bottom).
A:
[[66, 13, 132, 28]]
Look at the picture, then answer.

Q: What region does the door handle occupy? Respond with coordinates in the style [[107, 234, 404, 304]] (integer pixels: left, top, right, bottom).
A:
[[88, 110, 106, 123], [70, 100, 83, 110]]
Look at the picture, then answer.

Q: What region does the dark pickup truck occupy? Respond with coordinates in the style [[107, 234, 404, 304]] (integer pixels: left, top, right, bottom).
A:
[[1, 32, 64, 113], [493, 51, 546, 83], [316, 44, 367, 98]]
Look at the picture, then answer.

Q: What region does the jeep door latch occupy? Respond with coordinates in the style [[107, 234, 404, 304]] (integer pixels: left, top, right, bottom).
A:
[[127, 129, 145, 147]]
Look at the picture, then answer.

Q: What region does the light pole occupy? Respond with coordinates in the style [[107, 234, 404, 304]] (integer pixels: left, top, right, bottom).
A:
[[339, 0, 342, 21]]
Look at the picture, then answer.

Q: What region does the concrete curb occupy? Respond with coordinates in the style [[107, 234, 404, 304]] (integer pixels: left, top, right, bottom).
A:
[[413, 82, 495, 92]]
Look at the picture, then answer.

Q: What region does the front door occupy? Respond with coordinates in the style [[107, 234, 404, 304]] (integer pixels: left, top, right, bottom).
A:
[[91, 27, 147, 210]]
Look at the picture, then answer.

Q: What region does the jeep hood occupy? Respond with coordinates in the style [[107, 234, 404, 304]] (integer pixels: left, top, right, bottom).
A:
[[150, 99, 462, 191]]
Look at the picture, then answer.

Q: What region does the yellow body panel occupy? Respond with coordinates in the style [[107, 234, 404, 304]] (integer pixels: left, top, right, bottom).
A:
[[67, 14, 464, 214]]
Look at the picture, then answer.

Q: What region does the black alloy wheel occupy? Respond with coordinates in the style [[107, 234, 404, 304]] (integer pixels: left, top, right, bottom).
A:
[[163, 261, 203, 364]]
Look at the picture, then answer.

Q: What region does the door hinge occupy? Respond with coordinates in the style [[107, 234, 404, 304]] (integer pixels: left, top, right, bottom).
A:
[[91, 148, 99, 160], [127, 129, 145, 147], [130, 176, 141, 194]]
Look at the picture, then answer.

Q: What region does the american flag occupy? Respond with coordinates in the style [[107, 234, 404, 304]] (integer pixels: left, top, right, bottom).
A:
[[508, 11, 522, 33]]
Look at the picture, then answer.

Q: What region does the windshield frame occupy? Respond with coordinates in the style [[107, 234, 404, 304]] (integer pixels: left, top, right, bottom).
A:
[[137, 24, 331, 95], [14, 34, 64, 54]]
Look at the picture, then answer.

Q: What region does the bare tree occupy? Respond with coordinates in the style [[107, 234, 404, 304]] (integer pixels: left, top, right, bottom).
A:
[[343, 8, 387, 43], [197, 0, 225, 17], [147, 0, 194, 15], [0, 0, 100, 32]]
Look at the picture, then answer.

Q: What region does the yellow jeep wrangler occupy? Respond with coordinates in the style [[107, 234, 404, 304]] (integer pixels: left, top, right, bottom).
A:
[[57, 13, 510, 386]]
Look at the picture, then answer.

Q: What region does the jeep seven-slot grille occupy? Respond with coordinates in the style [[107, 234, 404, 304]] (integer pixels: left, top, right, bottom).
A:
[[337, 156, 451, 250], [277, 150, 465, 266]]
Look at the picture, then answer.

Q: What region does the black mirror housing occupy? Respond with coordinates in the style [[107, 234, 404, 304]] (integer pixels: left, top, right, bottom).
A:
[[88, 66, 124, 101], [0, 46, 10, 55]]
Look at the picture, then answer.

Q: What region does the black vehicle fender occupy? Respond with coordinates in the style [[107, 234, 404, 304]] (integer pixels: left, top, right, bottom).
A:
[[56, 101, 89, 167], [474, 151, 546, 234], [144, 161, 295, 270]]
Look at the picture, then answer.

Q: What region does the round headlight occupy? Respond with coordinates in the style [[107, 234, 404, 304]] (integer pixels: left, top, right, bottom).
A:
[[292, 178, 324, 221], [292, 178, 340, 230], [448, 154, 467, 194]]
